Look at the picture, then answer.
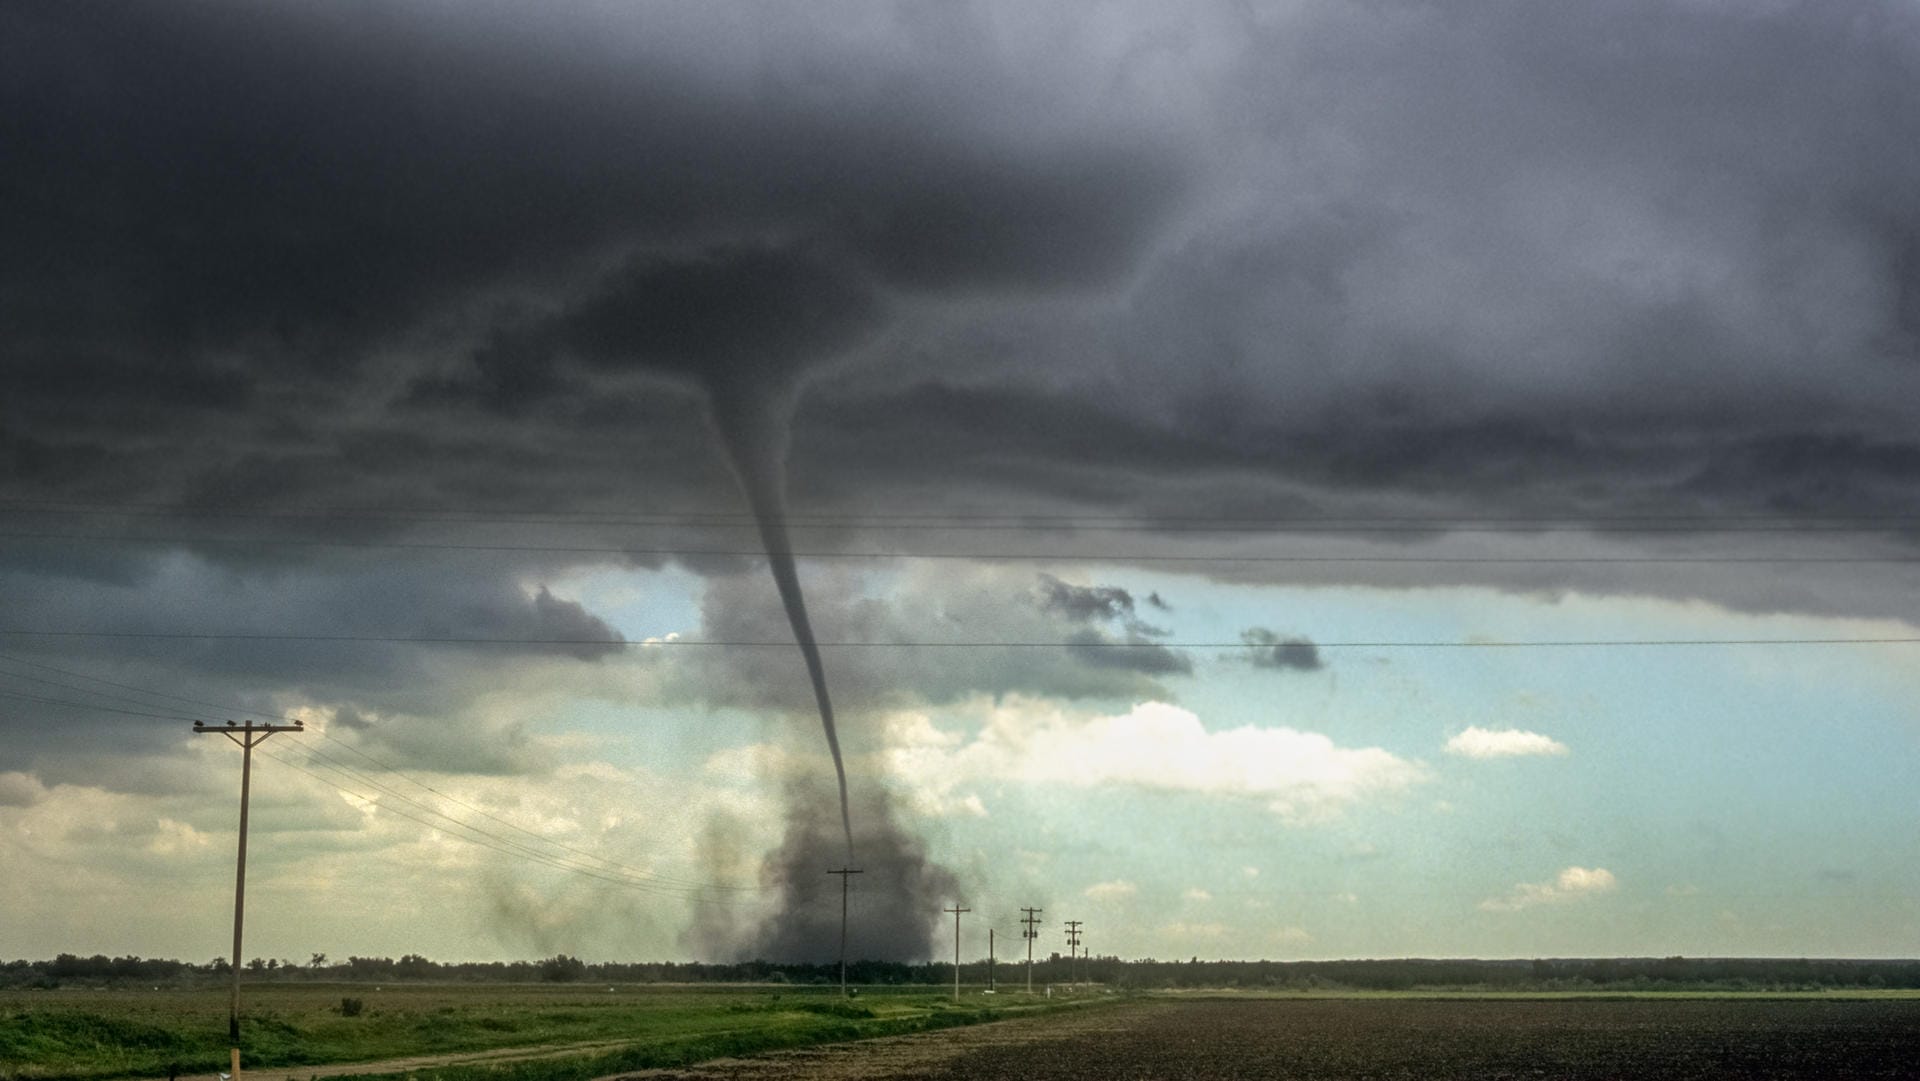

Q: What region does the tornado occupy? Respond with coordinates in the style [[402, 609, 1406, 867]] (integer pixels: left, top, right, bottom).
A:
[[708, 384, 855, 859], [547, 242, 876, 860]]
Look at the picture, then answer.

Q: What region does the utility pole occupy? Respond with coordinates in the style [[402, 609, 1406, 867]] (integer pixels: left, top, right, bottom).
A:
[[193, 719, 302, 1080], [1064, 921, 1083, 988], [988, 927, 995, 992], [827, 868, 862, 996], [943, 904, 970, 1000], [1019, 907, 1043, 993]]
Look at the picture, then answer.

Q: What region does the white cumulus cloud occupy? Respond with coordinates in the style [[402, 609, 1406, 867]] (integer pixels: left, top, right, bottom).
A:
[[885, 699, 1426, 823], [1480, 866, 1618, 912], [1445, 726, 1570, 759]]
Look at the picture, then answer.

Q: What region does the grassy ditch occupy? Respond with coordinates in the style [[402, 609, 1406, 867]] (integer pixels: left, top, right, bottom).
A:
[[0, 984, 1110, 1081]]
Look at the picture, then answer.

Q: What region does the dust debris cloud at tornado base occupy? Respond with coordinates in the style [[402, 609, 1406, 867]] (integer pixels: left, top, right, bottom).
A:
[[6, 2, 1920, 968], [685, 776, 959, 964]]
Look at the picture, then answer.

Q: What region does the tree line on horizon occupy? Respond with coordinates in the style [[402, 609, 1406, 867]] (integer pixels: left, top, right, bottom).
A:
[[7, 953, 1920, 992]]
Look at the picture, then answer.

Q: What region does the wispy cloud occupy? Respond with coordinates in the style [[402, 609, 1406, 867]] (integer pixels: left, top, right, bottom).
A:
[[1160, 920, 1226, 939], [1480, 866, 1618, 912], [1085, 880, 1138, 901], [1445, 726, 1570, 759]]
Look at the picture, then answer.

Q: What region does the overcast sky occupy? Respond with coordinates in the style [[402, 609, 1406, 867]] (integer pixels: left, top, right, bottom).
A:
[[3, 1, 1919, 965]]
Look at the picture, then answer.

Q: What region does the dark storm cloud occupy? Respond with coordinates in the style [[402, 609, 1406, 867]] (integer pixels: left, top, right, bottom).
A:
[[413, 244, 883, 416], [527, 586, 625, 660], [9, 0, 1920, 781], [11, 0, 1918, 574], [1, 3, 1182, 506], [1031, 574, 1190, 676], [1064, 628, 1194, 677], [1239, 628, 1324, 673], [1035, 575, 1138, 623]]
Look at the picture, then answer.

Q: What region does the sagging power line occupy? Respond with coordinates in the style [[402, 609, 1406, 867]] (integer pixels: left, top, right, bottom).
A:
[[10, 496, 1920, 532], [6, 628, 1920, 649], [11, 528, 1920, 565], [0, 653, 765, 902]]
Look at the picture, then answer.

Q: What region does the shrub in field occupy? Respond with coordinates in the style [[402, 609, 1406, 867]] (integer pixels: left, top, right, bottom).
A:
[[339, 997, 364, 1017]]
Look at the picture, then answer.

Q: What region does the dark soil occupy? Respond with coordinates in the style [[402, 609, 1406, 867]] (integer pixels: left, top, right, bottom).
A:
[[613, 996, 1920, 1080]]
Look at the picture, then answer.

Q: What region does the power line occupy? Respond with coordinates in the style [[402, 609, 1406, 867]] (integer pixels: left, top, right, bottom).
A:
[[260, 746, 761, 905], [3, 629, 1919, 648], [0, 685, 203, 722], [8, 529, 1920, 564], [8, 497, 1920, 531], [0, 652, 273, 722], [0, 651, 764, 897], [0, 665, 212, 720], [297, 738, 764, 894]]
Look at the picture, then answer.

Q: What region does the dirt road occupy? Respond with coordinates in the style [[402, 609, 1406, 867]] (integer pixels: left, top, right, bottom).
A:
[[139, 1036, 669, 1081]]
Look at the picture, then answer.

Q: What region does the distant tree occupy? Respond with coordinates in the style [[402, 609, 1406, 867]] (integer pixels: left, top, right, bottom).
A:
[[540, 955, 587, 982], [310, 952, 328, 969]]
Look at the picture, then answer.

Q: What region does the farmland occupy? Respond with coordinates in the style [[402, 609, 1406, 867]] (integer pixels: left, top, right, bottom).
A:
[[626, 994, 1920, 1080], [9, 988, 1920, 1081]]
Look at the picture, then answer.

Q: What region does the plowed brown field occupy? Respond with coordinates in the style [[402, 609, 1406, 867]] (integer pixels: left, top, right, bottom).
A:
[[610, 996, 1920, 1080]]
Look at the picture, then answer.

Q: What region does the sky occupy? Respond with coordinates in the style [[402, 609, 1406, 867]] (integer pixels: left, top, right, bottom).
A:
[[3, 0, 1919, 966]]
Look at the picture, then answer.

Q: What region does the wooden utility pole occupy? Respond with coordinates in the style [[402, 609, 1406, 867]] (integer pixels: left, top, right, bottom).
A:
[[827, 867, 862, 995], [1019, 907, 1043, 993], [193, 719, 302, 1079], [1065, 921, 1083, 987], [988, 927, 995, 992], [944, 904, 970, 1000]]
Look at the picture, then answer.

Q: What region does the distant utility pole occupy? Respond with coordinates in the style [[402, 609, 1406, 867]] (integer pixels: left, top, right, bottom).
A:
[[193, 719, 302, 1078], [944, 904, 971, 1000], [1020, 907, 1043, 993], [988, 927, 995, 992], [1065, 921, 1083, 987], [827, 868, 863, 996]]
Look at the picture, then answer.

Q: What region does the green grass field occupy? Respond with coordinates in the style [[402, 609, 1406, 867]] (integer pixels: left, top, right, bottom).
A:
[[0, 982, 1104, 1081]]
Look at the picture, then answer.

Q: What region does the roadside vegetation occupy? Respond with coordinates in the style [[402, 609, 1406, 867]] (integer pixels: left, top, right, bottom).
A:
[[0, 983, 1108, 1081]]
